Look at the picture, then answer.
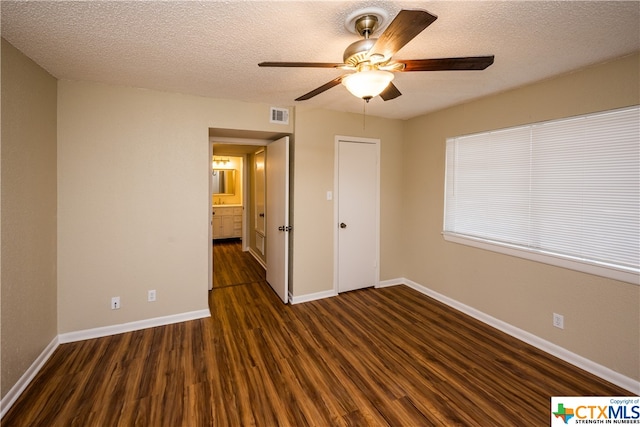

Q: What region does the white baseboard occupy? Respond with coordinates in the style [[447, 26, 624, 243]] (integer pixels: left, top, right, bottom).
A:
[[58, 309, 211, 344], [392, 277, 639, 394], [377, 279, 404, 288], [289, 289, 337, 305], [1, 336, 59, 419], [291, 279, 400, 304]]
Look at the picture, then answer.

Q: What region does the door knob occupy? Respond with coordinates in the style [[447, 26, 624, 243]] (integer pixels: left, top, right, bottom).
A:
[[340, 222, 347, 229]]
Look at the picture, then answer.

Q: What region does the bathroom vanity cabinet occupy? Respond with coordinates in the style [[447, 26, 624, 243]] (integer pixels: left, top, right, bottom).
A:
[[212, 206, 242, 239]]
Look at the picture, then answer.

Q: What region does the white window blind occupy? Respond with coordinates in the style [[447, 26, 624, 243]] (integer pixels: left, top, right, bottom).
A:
[[444, 106, 639, 283]]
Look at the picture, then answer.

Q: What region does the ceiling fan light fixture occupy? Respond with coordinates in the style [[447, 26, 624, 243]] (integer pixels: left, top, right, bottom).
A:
[[259, 9, 493, 103], [342, 69, 394, 101]]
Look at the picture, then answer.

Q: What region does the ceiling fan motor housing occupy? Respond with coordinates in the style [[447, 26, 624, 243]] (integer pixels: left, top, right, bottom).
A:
[[343, 38, 377, 66]]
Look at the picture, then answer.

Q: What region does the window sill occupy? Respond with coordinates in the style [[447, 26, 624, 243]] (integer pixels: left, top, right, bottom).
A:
[[442, 232, 639, 285]]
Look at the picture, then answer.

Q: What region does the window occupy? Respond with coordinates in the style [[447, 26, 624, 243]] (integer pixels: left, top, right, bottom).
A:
[[444, 106, 639, 284]]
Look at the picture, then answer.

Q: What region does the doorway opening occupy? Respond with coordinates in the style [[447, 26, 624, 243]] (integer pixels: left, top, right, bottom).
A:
[[208, 129, 292, 305], [211, 142, 267, 291]]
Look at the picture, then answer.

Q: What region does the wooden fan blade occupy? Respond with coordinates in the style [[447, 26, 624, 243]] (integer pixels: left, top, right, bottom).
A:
[[401, 56, 495, 72], [369, 9, 437, 60], [259, 62, 346, 68], [380, 82, 402, 101], [295, 76, 345, 101]]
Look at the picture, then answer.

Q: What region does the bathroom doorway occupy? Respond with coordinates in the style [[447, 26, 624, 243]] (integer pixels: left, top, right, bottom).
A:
[[211, 143, 264, 290], [208, 129, 292, 303]]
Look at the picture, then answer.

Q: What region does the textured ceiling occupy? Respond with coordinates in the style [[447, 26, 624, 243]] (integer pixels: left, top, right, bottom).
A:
[[1, 1, 639, 120]]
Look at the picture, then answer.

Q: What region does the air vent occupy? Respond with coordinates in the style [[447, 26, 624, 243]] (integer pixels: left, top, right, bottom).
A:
[[270, 107, 289, 125]]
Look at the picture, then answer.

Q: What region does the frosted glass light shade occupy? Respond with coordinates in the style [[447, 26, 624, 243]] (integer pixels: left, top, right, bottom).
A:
[[342, 70, 394, 100]]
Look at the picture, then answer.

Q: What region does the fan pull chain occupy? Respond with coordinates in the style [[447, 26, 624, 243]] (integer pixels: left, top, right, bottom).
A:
[[362, 98, 367, 130]]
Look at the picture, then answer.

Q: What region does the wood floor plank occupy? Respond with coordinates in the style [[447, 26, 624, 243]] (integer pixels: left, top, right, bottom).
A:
[[2, 242, 632, 426], [213, 239, 265, 288]]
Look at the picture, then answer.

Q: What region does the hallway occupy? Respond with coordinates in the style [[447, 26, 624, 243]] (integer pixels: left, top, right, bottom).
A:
[[212, 239, 265, 289]]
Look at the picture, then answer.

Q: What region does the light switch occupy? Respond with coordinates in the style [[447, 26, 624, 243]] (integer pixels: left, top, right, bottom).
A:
[[326, 191, 333, 201]]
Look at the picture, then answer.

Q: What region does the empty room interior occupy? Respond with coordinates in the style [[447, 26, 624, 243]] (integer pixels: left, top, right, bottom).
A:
[[1, 1, 639, 425]]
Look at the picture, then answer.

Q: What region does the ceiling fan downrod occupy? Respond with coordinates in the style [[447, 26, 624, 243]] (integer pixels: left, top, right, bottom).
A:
[[354, 14, 379, 38]]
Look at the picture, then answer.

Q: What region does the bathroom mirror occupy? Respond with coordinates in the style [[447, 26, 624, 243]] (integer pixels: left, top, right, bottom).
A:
[[212, 169, 236, 195]]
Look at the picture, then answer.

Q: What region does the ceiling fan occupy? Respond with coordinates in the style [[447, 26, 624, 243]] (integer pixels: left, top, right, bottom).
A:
[[259, 8, 494, 102]]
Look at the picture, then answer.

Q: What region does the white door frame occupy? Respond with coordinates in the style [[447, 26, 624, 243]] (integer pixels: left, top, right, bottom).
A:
[[209, 142, 213, 291], [333, 135, 380, 294]]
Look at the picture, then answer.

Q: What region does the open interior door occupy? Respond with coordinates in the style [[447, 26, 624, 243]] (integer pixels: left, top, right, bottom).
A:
[[266, 136, 290, 303]]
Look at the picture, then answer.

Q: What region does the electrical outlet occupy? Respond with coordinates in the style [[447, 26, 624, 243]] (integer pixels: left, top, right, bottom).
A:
[[148, 289, 156, 302], [553, 313, 564, 329], [111, 296, 121, 310]]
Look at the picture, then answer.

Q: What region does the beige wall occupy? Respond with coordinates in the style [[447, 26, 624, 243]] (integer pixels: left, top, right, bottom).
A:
[[1, 39, 58, 398], [57, 80, 292, 333], [402, 53, 640, 381], [291, 108, 405, 296]]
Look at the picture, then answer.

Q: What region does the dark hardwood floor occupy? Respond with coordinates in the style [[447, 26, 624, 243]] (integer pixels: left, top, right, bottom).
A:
[[2, 241, 630, 426], [213, 239, 265, 289]]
